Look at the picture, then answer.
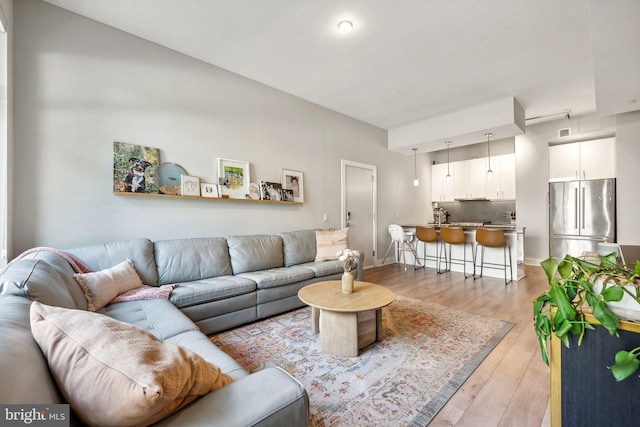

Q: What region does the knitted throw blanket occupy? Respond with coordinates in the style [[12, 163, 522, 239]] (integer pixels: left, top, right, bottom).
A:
[[11, 247, 176, 303]]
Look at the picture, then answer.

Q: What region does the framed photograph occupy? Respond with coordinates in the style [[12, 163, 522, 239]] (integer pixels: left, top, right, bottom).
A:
[[260, 181, 283, 201], [281, 169, 304, 203], [248, 182, 260, 200], [181, 175, 200, 196], [282, 189, 294, 202], [217, 158, 250, 199], [113, 142, 160, 194], [200, 183, 219, 198]]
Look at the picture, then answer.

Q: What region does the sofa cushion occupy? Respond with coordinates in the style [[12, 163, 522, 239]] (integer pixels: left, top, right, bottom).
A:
[[237, 267, 315, 290], [30, 301, 233, 427], [67, 238, 158, 286], [296, 260, 344, 278], [314, 228, 349, 261], [169, 276, 256, 308], [227, 235, 284, 274], [0, 259, 80, 309], [154, 238, 233, 285], [101, 299, 199, 341], [17, 251, 90, 309], [73, 259, 144, 312], [280, 229, 318, 267]]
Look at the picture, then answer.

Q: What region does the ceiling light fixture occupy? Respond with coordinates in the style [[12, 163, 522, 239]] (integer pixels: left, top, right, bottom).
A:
[[445, 141, 452, 183], [337, 20, 353, 34], [486, 133, 493, 180], [412, 148, 419, 187]]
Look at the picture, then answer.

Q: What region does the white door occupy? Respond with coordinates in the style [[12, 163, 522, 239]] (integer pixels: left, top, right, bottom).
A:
[[341, 160, 377, 269]]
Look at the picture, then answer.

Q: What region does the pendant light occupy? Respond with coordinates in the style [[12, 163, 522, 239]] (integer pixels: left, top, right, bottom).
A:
[[412, 148, 419, 186], [485, 133, 493, 179], [445, 141, 452, 183]]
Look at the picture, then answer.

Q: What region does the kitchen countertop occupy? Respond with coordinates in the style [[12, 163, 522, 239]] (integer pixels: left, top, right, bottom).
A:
[[404, 223, 524, 232]]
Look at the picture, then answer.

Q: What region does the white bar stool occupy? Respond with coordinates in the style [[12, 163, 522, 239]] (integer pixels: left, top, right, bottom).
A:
[[381, 224, 420, 271]]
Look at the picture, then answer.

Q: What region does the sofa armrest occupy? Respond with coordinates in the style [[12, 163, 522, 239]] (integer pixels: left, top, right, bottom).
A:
[[154, 367, 309, 427], [355, 250, 365, 281]]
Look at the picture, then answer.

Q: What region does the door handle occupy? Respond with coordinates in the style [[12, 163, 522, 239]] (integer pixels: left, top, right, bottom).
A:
[[574, 188, 578, 229], [581, 187, 585, 229]]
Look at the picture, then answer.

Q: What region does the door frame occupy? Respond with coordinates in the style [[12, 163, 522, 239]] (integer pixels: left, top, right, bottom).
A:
[[341, 160, 378, 265]]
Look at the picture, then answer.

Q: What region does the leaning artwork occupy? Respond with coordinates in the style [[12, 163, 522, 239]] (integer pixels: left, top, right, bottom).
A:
[[113, 142, 160, 193]]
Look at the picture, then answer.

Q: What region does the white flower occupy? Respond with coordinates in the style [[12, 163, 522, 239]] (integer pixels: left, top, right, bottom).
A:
[[337, 249, 358, 273]]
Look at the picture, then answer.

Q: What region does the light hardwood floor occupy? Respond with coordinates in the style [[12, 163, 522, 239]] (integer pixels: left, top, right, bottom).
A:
[[362, 263, 551, 427]]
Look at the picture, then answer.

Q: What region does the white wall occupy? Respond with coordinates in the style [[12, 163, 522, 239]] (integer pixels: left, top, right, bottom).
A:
[[616, 110, 640, 244], [11, 0, 426, 257]]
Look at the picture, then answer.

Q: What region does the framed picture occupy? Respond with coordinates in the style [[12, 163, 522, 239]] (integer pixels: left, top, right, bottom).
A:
[[200, 183, 219, 198], [113, 142, 160, 194], [281, 169, 304, 203], [260, 181, 283, 201], [181, 175, 200, 196], [217, 158, 250, 199], [248, 183, 260, 200], [282, 189, 294, 202]]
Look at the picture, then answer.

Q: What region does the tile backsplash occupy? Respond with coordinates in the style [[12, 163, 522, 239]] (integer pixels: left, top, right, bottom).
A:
[[432, 200, 516, 225]]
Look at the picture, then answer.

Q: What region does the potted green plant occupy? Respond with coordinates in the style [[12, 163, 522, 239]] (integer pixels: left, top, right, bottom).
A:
[[533, 253, 640, 381]]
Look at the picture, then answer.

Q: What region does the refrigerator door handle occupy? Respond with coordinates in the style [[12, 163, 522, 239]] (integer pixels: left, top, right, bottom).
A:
[[574, 188, 578, 229], [581, 187, 586, 229], [552, 234, 610, 242]]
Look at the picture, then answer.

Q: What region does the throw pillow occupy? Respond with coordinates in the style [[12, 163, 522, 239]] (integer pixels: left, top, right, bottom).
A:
[[30, 301, 233, 427], [315, 228, 349, 262], [73, 259, 143, 311]]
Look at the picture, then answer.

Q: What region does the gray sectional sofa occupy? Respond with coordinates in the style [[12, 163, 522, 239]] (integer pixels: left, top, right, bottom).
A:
[[0, 229, 364, 426]]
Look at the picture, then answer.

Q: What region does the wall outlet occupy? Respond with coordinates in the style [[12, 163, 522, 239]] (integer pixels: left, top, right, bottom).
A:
[[323, 213, 328, 221]]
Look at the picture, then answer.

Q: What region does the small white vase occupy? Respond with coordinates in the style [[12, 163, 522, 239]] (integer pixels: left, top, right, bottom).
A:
[[342, 271, 354, 294]]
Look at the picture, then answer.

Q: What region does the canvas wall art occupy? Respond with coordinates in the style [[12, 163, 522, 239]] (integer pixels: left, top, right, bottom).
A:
[[113, 142, 160, 193]]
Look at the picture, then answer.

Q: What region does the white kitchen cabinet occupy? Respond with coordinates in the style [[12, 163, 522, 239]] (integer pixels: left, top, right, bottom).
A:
[[431, 163, 455, 201], [454, 158, 487, 199], [487, 153, 516, 199], [549, 138, 615, 181]]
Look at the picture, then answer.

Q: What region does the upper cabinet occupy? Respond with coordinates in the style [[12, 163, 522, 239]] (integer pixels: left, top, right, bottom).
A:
[[487, 154, 516, 200], [431, 162, 455, 201], [454, 158, 487, 199], [549, 138, 615, 182], [431, 154, 516, 201]]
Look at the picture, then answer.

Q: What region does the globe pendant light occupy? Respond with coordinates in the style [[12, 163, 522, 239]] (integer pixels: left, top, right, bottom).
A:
[[412, 148, 419, 186], [486, 133, 493, 179]]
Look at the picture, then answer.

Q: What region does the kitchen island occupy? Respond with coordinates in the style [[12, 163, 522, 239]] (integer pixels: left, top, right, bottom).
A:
[[398, 224, 525, 281]]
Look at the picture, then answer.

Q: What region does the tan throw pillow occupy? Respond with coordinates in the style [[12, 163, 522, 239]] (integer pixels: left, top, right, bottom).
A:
[[74, 259, 143, 311], [315, 228, 349, 261], [30, 301, 233, 427]]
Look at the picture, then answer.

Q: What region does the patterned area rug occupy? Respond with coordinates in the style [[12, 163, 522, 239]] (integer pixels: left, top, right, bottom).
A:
[[210, 295, 514, 426]]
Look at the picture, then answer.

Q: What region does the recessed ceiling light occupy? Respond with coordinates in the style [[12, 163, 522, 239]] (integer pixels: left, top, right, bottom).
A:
[[337, 20, 353, 34]]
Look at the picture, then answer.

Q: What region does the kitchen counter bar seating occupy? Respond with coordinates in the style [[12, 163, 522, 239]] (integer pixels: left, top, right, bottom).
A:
[[438, 226, 474, 278], [382, 224, 421, 271], [474, 227, 513, 284], [414, 226, 440, 272]]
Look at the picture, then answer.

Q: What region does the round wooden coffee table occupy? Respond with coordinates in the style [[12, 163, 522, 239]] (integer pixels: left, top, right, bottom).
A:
[[298, 280, 395, 357]]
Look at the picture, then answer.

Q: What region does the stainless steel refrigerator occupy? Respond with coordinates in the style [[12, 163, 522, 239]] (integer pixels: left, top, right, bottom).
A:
[[549, 178, 616, 259]]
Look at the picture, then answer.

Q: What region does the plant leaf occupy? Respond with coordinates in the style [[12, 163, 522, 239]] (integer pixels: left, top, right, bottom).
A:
[[593, 300, 620, 336], [601, 286, 624, 302], [610, 350, 640, 382], [541, 257, 558, 283]]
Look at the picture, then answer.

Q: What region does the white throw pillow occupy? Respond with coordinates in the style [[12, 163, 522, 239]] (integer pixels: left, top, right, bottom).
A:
[[73, 259, 143, 311]]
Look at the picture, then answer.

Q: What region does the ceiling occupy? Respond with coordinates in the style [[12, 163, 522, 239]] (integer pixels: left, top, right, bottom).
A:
[[43, 0, 640, 152]]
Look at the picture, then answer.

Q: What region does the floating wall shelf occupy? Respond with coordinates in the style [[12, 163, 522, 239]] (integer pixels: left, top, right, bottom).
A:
[[114, 192, 302, 205]]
